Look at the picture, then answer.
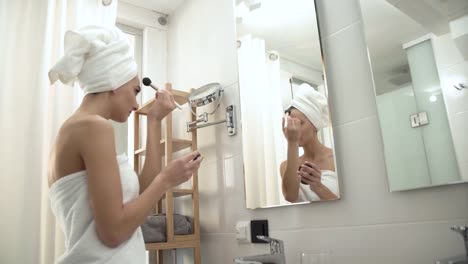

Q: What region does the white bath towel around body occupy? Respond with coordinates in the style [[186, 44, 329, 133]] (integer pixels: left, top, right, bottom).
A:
[[49, 154, 146, 264], [298, 170, 339, 202]]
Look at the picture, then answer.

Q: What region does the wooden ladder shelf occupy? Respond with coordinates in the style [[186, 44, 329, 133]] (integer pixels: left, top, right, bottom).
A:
[[133, 83, 200, 264]]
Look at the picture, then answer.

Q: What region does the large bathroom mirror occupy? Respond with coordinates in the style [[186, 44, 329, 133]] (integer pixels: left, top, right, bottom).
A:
[[360, 0, 468, 191], [234, 0, 341, 209]]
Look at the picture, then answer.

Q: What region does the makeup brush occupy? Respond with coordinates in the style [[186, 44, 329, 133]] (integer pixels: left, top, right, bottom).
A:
[[142, 77, 182, 110]]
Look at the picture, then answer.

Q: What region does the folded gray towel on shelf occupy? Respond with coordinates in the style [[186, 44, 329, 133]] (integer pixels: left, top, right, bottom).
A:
[[141, 214, 193, 243]]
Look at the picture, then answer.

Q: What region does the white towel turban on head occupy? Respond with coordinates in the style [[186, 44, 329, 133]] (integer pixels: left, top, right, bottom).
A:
[[48, 25, 137, 95], [289, 83, 330, 130]]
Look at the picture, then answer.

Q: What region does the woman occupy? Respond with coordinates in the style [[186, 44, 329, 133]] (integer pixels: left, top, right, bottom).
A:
[[280, 83, 338, 203], [47, 25, 202, 263]]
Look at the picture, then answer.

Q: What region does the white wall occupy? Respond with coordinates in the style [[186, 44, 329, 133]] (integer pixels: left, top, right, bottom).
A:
[[166, 0, 468, 263], [433, 33, 468, 181]]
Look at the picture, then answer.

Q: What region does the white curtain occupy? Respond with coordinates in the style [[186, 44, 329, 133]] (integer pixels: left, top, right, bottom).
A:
[[237, 35, 288, 208], [0, 1, 117, 263]]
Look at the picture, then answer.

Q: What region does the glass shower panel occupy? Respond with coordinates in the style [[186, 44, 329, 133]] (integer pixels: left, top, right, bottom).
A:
[[405, 39, 460, 185], [377, 85, 431, 190]]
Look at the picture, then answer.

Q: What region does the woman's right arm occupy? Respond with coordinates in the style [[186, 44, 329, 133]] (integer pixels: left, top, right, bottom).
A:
[[280, 116, 301, 202], [80, 119, 202, 248]]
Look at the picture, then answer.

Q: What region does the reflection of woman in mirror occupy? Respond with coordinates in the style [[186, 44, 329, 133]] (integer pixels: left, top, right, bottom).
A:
[[280, 83, 338, 202]]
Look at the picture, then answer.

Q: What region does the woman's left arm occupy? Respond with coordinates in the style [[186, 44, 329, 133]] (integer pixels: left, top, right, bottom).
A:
[[138, 90, 176, 193]]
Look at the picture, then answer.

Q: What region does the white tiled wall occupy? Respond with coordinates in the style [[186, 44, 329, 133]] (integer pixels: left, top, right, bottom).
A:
[[167, 0, 468, 263]]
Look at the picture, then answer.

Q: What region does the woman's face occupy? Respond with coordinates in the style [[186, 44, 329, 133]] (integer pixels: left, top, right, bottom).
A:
[[289, 108, 317, 146], [111, 76, 141, 122]]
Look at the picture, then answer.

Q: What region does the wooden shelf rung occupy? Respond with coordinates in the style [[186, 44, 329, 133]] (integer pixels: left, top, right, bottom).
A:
[[145, 239, 198, 250], [134, 139, 192, 156], [135, 148, 145, 155], [173, 188, 194, 195], [162, 189, 193, 198], [174, 234, 196, 242]]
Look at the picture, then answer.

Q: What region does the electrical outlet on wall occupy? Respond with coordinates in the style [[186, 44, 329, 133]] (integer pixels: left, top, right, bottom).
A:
[[250, 220, 269, 243], [235, 221, 251, 243]]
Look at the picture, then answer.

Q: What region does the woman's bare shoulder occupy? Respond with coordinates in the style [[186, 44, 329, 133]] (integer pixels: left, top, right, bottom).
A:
[[62, 113, 110, 133], [49, 114, 113, 186], [59, 114, 114, 155], [324, 147, 336, 171]]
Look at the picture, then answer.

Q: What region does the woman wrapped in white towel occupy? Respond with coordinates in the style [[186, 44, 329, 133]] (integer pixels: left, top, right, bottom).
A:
[[280, 83, 338, 203], [47, 25, 203, 264]]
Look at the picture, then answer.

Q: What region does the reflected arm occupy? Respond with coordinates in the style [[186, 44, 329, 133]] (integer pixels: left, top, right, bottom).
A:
[[280, 141, 300, 202], [312, 184, 337, 200]]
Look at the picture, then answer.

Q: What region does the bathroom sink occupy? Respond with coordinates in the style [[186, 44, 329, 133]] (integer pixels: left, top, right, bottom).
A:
[[234, 236, 286, 264], [440, 226, 468, 264], [449, 260, 468, 264], [436, 255, 468, 264], [234, 253, 283, 263], [234, 260, 262, 264]]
